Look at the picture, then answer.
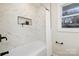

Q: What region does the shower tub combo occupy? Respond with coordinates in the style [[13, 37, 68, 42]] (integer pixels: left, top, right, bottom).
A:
[[4, 40, 47, 56]]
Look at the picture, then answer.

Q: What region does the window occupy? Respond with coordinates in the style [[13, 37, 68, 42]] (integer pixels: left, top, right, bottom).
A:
[[62, 3, 79, 28]]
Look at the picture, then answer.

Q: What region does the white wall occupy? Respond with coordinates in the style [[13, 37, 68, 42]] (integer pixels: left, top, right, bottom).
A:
[[0, 3, 46, 53], [51, 3, 79, 56]]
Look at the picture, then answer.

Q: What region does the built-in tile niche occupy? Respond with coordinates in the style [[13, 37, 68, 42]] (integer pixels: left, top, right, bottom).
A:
[[17, 16, 32, 27]]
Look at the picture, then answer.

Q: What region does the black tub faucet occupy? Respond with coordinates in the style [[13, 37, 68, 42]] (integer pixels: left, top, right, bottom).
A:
[[0, 34, 7, 42], [0, 51, 9, 56]]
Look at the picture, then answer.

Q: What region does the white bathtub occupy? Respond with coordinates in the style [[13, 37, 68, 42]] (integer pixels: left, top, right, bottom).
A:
[[5, 40, 47, 56]]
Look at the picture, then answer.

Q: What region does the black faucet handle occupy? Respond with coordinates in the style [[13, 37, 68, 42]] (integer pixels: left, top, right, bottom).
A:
[[0, 34, 7, 42]]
